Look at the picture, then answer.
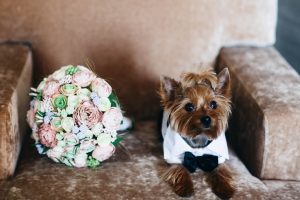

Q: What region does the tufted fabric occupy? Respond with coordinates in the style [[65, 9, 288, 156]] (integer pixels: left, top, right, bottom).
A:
[[217, 47, 300, 180], [0, 43, 32, 179], [0, 0, 277, 119], [1, 121, 299, 199], [0, 121, 284, 200]]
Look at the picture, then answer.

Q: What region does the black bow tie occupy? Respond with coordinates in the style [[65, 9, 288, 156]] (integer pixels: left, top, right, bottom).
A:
[[183, 152, 219, 173]]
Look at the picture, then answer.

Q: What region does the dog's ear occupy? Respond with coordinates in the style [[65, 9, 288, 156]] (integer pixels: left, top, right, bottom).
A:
[[216, 68, 231, 98], [159, 76, 182, 106]]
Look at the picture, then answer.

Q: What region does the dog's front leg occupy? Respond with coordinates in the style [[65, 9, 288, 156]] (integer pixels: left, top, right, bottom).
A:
[[161, 164, 194, 197], [207, 164, 236, 199]]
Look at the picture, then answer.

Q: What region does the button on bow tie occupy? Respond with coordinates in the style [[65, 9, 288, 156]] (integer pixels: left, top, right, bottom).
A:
[[183, 152, 218, 173]]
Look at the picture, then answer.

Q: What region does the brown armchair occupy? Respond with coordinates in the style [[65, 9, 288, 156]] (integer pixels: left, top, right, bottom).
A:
[[1, 1, 299, 199]]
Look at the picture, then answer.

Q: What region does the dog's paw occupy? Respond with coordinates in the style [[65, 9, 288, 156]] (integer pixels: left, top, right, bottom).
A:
[[211, 179, 235, 199], [162, 165, 194, 197], [173, 178, 194, 197], [208, 164, 236, 199]]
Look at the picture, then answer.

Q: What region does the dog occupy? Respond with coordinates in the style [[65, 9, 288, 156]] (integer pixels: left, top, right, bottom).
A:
[[159, 68, 235, 199]]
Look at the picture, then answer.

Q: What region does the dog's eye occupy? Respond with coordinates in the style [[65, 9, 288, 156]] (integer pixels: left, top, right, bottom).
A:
[[185, 103, 195, 112], [210, 100, 217, 109]]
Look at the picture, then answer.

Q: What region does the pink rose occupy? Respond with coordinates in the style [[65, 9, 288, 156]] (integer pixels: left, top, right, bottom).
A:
[[73, 101, 102, 128], [26, 109, 35, 128], [42, 80, 60, 98], [102, 108, 123, 130], [92, 144, 115, 162], [91, 78, 112, 97], [72, 70, 96, 87], [38, 124, 57, 148]]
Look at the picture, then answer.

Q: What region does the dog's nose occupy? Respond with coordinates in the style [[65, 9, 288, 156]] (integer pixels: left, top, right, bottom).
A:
[[201, 116, 211, 128]]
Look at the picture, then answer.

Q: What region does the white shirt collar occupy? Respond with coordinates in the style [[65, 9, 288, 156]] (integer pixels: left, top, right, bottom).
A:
[[161, 111, 229, 164]]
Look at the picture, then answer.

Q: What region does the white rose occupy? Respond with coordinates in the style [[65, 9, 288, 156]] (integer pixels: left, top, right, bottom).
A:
[[92, 144, 115, 162], [102, 108, 123, 130], [91, 123, 104, 136], [79, 140, 96, 153], [37, 79, 46, 91], [64, 133, 79, 146], [96, 133, 114, 146], [61, 117, 74, 133], [47, 146, 64, 162], [74, 152, 88, 168], [51, 67, 68, 81]]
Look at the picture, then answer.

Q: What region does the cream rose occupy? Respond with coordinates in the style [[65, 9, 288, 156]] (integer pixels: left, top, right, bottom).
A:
[[92, 144, 115, 162], [72, 70, 96, 87], [60, 84, 78, 96], [37, 79, 46, 91], [76, 88, 91, 102], [64, 133, 79, 146], [96, 133, 114, 146], [47, 146, 64, 162], [61, 117, 75, 133], [91, 78, 112, 97], [79, 140, 96, 153], [50, 117, 63, 132], [50, 66, 68, 81], [73, 151, 88, 168], [102, 107, 123, 130]]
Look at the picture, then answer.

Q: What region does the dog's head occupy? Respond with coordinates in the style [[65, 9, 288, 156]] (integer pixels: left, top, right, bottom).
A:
[[159, 68, 231, 148]]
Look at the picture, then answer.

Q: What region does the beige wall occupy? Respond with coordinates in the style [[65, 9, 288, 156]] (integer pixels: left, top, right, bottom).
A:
[[0, 0, 277, 119]]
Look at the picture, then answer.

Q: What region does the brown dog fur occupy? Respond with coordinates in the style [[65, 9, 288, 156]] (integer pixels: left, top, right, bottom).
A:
[[159, 68, 235, 199], [161, 165, 194, 197]]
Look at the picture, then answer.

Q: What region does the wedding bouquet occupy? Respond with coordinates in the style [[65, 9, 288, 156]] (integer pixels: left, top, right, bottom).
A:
[[27, 65, 124, 168]]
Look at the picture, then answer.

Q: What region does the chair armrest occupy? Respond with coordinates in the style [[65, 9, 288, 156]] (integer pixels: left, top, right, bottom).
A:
[[217, 46, 300, 180], [0, 42, 32, 179]]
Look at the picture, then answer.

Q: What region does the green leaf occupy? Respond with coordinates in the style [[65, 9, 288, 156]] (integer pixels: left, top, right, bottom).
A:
[[108, 92, 120, 107], [87, 156, 101, 168], [36, 110, 45, 117], [36, 91, 43, 101], [66, 66, 80, 75], [112, 136, 123, 146]]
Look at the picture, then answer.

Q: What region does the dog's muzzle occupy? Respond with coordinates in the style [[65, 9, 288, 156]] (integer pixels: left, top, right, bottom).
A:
[[183, 134, 212, 148]]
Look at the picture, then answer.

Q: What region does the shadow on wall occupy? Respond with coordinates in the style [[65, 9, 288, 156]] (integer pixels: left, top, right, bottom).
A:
[[86, 38, 160, 120], [33, 36, 159, 120]]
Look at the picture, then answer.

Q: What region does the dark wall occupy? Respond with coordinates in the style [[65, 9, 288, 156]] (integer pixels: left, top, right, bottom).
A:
[[275, 0, 300, 74]]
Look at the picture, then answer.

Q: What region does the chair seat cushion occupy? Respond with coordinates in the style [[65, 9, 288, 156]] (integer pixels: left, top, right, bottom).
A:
[[0, 121, 273, 199]]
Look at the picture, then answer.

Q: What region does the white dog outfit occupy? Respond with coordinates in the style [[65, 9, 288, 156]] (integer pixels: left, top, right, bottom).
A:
[[161, 111, 229, 172]]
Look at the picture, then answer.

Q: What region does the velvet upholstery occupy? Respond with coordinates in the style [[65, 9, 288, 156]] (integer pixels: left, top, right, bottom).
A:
[[1, 121, 300, 199], [217, 47, 300, 180], [1, 1, 300, 199], [0, 43, 32, 179], [1, 121, 296, 200], [0, 0, 277, 119]]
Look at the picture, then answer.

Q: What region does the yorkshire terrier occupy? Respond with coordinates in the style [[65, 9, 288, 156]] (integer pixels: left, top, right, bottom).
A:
[[159, 68, 235, 199]]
